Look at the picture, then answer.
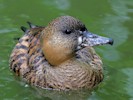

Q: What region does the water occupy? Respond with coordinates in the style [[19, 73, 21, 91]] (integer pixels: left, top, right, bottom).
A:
[[0, 0, 133, 100]]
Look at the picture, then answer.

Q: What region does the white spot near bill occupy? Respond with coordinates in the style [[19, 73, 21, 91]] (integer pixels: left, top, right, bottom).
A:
[[78, 36, 82, 45]]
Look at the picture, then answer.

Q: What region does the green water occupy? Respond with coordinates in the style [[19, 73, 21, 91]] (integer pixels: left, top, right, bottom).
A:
[[0, 0, 133, 100]]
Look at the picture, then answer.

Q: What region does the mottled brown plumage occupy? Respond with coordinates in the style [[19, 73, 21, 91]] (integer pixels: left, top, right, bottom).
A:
[[9, 16, 113, 90]]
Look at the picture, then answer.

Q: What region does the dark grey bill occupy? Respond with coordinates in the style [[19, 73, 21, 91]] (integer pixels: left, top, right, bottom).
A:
[[78, 31, 114, 49]]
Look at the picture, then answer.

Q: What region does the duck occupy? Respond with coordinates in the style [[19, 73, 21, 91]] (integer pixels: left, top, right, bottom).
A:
[[9, 16, 113, 90]]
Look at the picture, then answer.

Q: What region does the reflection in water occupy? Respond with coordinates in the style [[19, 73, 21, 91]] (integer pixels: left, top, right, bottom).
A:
[[100, 0, 132, 61], [32, 87, 93, 100], [43, 0, 70, 10]]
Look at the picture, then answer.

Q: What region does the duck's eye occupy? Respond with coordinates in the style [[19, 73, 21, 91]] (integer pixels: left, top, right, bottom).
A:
[[64, 29, 71, 34], [80, 27, 86, 32]]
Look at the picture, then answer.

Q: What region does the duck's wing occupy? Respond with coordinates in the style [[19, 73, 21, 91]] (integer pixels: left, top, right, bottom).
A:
[[9, 22, 45, 76]]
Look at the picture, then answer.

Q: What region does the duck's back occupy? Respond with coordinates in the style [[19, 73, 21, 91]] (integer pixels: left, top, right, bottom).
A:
[[9, 26, 49, 85]]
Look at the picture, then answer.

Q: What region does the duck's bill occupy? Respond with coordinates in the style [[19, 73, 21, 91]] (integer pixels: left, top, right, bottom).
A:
[[78, 31, 114, 48]]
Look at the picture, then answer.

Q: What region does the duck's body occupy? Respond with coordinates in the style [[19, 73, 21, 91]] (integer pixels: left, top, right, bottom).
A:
[[10, 16, 113, 90]]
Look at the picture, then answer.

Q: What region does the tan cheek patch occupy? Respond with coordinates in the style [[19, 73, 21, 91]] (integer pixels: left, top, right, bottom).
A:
[[42, 38, 74, 66]]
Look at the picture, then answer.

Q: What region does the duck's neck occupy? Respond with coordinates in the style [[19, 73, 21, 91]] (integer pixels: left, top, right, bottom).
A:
[[41, 42, 75, 66], [44, 50, 74, 66]]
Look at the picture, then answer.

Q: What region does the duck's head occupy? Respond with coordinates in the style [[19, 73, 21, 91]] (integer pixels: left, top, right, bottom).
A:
[[41, 16, 113, 66]]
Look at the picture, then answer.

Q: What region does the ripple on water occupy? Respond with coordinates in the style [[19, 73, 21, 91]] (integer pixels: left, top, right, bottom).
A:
[[100, 0, 132, 61], [122, 68, 133, 99], [43, 0, 70, 10], [0, 28, 18, 34]]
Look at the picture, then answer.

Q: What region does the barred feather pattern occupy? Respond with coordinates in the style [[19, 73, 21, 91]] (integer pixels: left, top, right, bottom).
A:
[[9, 27, 48, 86]]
